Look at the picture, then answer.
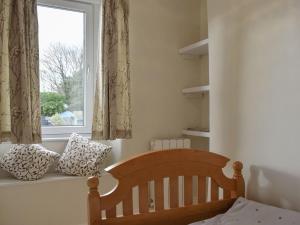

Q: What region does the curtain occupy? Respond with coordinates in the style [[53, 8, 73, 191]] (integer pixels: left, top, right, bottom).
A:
[[0, 0, 41, 144], [0, 0, 11, 142], [92, 0, 132, 140]]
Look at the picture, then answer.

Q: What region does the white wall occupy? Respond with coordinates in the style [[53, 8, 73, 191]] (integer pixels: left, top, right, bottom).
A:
[[0, 1, 204, 225], [208, 0, 300, 211]]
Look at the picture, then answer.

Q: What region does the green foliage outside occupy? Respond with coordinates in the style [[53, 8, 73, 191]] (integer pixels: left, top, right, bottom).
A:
[[40, 43, 84, 112], [41, 92, 66, 117]]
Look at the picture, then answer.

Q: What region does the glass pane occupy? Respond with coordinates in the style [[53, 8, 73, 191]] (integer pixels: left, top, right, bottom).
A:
[[38, 5, 85, 127]]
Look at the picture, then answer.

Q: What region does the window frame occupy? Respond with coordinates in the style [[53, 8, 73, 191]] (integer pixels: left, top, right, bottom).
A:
[[38, 0, 99, 139]]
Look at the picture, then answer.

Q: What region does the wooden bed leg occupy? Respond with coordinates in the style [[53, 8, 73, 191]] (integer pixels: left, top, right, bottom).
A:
[[87, 176, 101, 225], [232, 161, 245, 198]]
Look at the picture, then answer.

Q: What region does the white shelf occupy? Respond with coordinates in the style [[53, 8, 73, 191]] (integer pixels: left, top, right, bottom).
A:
[[182, 129, 210, 138], [179, 39, 209, 56], [182, 85, 209, 94]]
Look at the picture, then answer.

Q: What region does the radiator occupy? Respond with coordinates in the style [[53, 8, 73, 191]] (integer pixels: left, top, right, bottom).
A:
[[150, 138, 191, 150], [149, 138, 191, 209]]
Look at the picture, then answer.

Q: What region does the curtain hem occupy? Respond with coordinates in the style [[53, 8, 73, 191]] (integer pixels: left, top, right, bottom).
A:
[[92, 129, 132, 141]]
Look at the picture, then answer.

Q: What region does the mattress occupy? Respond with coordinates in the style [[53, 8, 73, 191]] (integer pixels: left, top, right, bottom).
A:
[[190, 197, 300, 225]]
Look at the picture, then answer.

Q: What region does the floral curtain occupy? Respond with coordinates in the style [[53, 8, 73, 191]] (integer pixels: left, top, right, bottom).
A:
[[0, 0, 41, 144], [0, 0, 11, 142], [92, 0, 132, 140]]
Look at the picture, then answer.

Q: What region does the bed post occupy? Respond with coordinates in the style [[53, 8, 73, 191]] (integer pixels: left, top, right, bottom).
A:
[[232, 161, 245, 198], [87, 176, 101, 225]]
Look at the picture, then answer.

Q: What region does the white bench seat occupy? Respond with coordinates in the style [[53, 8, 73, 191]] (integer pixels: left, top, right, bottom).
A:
[[0, 172, 116, 225]]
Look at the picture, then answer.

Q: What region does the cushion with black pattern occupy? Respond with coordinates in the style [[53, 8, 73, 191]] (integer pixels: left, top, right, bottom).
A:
[[0, 144, 60, 181], [56, 133, 111, 176]]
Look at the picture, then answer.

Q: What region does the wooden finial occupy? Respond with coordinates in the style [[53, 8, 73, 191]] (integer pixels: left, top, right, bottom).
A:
[[233, 161, 243, 177], [87, 176, 99, 190], [87, 176, 100, 225], [232, 161, 245, 198]]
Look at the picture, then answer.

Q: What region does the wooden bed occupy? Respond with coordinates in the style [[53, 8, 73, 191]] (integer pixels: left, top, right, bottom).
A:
[[87, 149, 245, 225]]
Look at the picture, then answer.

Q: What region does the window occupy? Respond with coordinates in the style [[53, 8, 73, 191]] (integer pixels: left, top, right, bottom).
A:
[[38, 0, 98, 139]]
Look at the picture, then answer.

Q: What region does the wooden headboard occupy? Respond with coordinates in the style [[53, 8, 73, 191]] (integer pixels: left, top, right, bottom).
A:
[[87, 149, 245, 225]]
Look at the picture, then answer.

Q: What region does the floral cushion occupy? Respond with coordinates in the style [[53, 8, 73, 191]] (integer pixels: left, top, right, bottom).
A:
[[56, 133, 112, 176], [0, 144, 60, 181]]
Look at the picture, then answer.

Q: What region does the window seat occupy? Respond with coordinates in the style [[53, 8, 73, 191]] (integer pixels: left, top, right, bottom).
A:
[[0, 172, 89, 225], [0, 171, 116, 225]]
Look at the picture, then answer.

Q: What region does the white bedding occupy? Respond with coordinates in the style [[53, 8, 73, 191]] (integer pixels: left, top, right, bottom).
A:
[[190, 198, 300, 225]]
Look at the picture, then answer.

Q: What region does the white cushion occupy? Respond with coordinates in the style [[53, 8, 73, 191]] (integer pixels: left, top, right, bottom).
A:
[[0, 144, 60, 181], [56, 133, 111, 176]]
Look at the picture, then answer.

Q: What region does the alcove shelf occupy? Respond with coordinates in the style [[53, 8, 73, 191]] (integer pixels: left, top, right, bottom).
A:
[[179, 38, 208, 56], [182, 85, 209, 94], [182, 129, 210, 138], [180, 0, 209, 148]]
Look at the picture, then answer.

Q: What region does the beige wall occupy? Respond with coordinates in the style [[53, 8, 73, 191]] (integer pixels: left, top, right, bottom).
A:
[[0, 1, 204, 225], [117, 0, 206, 159], [208, 0, 300, 211]]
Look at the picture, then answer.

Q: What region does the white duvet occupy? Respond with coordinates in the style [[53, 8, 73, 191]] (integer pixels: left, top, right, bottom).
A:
[[190, 198, 300, 225]]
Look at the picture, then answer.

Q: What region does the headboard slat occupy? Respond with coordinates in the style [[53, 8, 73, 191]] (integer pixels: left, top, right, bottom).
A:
[[211, 179, 219, 201], [106, 206, 116, 219], [123, 189, 133, 216], [139, 182, 149, 213], [223, 189, 231, 199], [170, 176, 179, 208], [184, 176, 193, 206], [198, 177, 206, 203], [155, 178, 164, 211]]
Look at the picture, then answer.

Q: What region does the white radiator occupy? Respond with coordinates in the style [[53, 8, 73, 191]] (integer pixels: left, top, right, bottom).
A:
[[149, 138, 191, 209], [150, 138, 191, 150]]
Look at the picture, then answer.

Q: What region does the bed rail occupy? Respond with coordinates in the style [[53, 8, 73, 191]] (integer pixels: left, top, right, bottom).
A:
[[87, 149, 245, 225]]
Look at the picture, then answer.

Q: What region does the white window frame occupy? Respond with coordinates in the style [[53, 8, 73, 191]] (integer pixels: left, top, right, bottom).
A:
[[38, 0, 99, 139]]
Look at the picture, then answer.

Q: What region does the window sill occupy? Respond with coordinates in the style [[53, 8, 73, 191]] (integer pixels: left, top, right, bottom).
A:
[[42, 137, 70, 142], [42, 133, 91, 142]]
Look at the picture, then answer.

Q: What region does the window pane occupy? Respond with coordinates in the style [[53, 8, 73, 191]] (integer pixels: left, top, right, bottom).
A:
[[38, 5, 85, 127]]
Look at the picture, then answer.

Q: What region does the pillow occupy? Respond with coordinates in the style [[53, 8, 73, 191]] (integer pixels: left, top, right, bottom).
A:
[[0, 144, 60, 181], [56, 133, 112, 176]]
